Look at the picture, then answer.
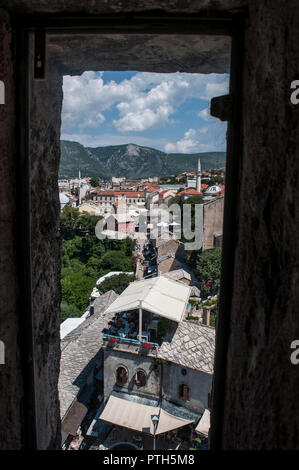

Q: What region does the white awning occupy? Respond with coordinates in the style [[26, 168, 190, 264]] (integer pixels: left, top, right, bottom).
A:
[[99, 395, 194, 435], [195, 409, 210, 437], [103, 276, 191, 323]]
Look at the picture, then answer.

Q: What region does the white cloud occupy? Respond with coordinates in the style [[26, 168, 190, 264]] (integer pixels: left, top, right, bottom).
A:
[[164, 120, 227, 154], [165, 129, 199, 153], [197, 107, 214, 122], [62, 71, 229, 134]]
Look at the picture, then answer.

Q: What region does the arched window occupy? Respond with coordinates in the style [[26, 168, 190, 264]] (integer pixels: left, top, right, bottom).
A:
[[181, 368, 187, 376], [116, 366, 128, 385], [135, 369, 147, 387], [179, 384, 189, 401]]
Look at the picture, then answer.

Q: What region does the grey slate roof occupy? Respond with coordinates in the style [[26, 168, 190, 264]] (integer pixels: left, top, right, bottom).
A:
[[158, 321, 215, 374], [162, 269, 192, 282], [157, 253, 177, 263], [161, 265, 200, 289], [162, 269, 201, 296], [59, 290, 118, 418], [155, 237, 183, 248]]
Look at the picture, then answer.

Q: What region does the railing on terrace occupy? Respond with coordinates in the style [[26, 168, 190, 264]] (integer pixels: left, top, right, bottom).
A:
[[103, 333, 158, 351]]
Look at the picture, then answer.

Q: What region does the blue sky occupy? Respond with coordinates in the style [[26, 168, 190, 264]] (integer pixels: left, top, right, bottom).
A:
[[61, 71, 229, 153]]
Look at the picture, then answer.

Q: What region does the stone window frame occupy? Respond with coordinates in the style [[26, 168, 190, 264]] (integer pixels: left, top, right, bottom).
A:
[[134, 368, 147, 387], [115, 364, 129, 386], [16, 12, 244, 449], [179, 383, 190, 401]]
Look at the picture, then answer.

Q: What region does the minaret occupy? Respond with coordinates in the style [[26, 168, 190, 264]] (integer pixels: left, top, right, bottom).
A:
[[196, 158, 202, 192], [78, 169, 81, 205]]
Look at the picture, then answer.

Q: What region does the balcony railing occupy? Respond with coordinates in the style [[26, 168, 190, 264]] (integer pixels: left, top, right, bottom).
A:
[[103, 333, 158, 350]]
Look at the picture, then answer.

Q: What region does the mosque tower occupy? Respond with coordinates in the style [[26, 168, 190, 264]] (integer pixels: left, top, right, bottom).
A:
[[78, 169, 81, 205], [196, 158, 202, 192]]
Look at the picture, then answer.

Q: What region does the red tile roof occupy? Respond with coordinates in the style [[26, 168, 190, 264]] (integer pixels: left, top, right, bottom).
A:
[[159, 190, 170, 196], [177, 188, 202, 196], [146, 187, 158, 192], [92, 190, 145, 197]]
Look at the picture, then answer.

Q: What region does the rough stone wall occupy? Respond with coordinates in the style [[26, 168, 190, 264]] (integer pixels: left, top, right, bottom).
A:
[[0, 0, 248, 15], [203, 196, 224, 250], [0, 0, 298, 451], [221, 0, 299, 449], [30, 70, 63, 449], [103, 349, 161, 400], [48, 34, 231, 75], [0, 9, 24, 450], [162, 363, 212, 414]]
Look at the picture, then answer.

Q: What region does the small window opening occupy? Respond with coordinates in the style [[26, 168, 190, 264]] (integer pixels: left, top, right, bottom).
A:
[[116, 366, 128, 385], [179, 384, 189, 401], [135, 370, 147, 387]]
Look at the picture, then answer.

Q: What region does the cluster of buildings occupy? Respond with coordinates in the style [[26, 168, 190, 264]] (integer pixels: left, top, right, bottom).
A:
[[58, 159, 225, 251], [58, 158, 225, 450], [60, 276, 214, 450]]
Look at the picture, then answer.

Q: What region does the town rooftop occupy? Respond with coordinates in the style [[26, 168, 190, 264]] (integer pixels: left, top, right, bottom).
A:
[[103, 275, 191, 323]]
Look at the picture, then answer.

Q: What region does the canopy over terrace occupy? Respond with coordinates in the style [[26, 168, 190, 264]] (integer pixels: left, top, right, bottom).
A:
[[103, 276, 191, 344], [105, 276, 191, 323], [195, 409, 210, 437], [99, 395, 194, 435], [103, 276, 191, 323]]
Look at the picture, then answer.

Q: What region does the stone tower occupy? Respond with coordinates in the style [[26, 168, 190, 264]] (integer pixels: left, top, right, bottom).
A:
[[196, 158, 201, 192]]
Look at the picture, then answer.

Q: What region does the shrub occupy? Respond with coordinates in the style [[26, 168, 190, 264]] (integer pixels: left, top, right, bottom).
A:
[[157, 318, 172, 338], [99, 273, 135, 295]]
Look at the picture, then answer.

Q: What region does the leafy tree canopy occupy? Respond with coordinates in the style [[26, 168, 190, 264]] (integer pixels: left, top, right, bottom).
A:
[[61, 271, 95, 312], [61, 301, 81, 323], [190, 248, 222, 298], [60, 207, 135, 322], [183, 194, 203, 205], [99, 273, 135, 295], [99, 250, 133, 272], [60, 206, 102, 239], [90, 177, 100, 187]]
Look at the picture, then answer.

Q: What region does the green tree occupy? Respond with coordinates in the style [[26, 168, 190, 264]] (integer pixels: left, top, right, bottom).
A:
[[61, 301, 81, 323], [183, 194, 203, 206], [168, 195, 181, 207], [90, 177, 100, 187], [61, 271, 95, 312], [60, 205, 80, 239], [60, 206, 102, 239], [120, 237, 136, 256], [99, 250, 133, 272], [192, 248, 222, 298], [60, 209, 135, 322], [80, 235, 103, 263], [62, 236, 83, 261], [99, 273, 135, 295], [77, 211, 102, 232], [207, 175, 224, 185], [84, 255, 103, 277]]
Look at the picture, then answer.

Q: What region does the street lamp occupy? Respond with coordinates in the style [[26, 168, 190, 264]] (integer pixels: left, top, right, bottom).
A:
[[151, 415, 159, 451]]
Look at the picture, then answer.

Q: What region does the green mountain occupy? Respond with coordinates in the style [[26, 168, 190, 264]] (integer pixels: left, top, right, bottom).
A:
[[59, 140, 226, 179]]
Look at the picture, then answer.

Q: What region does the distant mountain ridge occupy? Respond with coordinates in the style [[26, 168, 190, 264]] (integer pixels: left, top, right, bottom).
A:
[[59, 140, 226, 179]]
